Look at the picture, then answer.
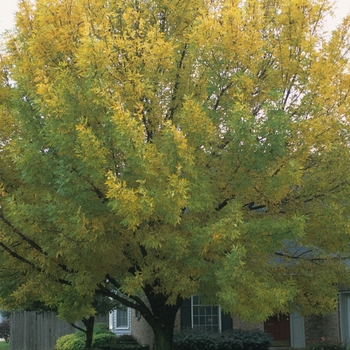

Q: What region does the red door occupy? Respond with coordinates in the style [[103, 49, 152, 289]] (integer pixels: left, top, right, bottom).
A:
[[264, 314, 291, 346]]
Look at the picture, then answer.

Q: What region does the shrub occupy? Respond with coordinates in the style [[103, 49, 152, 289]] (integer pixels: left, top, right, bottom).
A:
[[56, 331, 118, 350], [75, 323, 115, 338], [116, 334, 138, 343], [108, 345, 149, 350], [94, 322, 110, 332], [173, 328, 272, 350], [0, 319, 10, 342], [55, 333, 85, 350], [94, 323, 113, 334], [92, 333, 118, 348], [306, 339, 346, 350], [74, 330, 87, 338]]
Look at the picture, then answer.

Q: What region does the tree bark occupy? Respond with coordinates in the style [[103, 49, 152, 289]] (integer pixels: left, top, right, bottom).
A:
[[97, 282, 183, 350], [142, 287, 183, 350], [82, 316, 95, 349], [153, 325, 174, 350]]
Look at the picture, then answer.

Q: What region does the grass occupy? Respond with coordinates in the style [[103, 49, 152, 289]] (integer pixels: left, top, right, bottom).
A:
[[0, 341, 9, 349]]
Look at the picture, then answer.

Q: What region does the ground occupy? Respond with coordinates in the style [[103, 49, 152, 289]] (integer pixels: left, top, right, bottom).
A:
[[0, 341, 9, 349]]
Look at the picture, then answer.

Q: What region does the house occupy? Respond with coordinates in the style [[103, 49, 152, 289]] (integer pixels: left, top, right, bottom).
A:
[[10, 287, 350, 350], [118, 307, 154, 347], [175, 297, 307, 348], [130, 291, 350, 349], [9, 292, 348, 350], [176, 295, 349, 348]]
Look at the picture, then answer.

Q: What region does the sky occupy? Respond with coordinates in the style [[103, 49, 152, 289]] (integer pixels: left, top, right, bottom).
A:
[[0, 0, 350, 35]]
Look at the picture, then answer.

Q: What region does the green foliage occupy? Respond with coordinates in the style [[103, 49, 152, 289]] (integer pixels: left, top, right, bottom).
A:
[[0, 311, 10, 320], [0, 319, 10, 342], [55, 334, 85, 350], [93, 325, 113, 335], [56, 331, 118, 350], [74, 331, 86, 339], [116, 334, 138, 344], [306, 340, 346, 350], [95, 323, 110, 332], [75, 323, 113, 338], [2, 0, 350, 349], [173, 329, 272, 350], [107, 345, 149, 350], [92, 333, 118, 348], [88, 333, 146, 350]]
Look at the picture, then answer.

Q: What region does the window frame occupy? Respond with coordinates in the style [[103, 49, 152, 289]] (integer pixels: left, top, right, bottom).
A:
[[110, 307, 131, 331], [115, 308, 129, 329], [191, 295, 222, 332]]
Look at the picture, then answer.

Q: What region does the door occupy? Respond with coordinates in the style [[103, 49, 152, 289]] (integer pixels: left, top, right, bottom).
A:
[[264, 314, 291, 347]]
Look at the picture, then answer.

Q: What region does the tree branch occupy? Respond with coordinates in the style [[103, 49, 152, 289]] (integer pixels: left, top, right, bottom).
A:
[[167, 43, 188, 120], [105, 274, 149, 309], [70, 323, 86, 333], [96, 282, 151, 318], [0, 241, 71, 286], [0, 211, 45, 255]]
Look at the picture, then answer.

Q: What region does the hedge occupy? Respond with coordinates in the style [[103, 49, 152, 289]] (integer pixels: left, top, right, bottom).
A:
[[173, 328, 272, 350], [306, 340, 346, 350]]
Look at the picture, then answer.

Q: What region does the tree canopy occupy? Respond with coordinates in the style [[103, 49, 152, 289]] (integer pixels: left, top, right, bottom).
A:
[[1, 0, 350, 349]]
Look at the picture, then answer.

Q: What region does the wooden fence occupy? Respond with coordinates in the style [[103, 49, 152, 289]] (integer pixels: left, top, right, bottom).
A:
[[10, 311, 109, 350]]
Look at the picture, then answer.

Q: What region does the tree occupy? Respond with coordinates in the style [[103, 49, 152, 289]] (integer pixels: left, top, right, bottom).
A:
[[72, 295, 120, 349], [0, 319, 10, 343], [0, 265, 118, 349], [1, 0, 350, 349], [29, 297, 119, 349]]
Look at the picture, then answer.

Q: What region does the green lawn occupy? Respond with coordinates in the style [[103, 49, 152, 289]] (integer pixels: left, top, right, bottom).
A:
[[0, 341, 9, 349]]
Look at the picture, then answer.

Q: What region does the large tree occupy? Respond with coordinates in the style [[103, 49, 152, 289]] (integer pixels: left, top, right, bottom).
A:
[[1, 0, 350, 349]]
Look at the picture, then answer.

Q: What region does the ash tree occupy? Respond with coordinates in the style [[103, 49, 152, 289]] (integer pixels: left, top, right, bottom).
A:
[[1, 0, 350, 349]]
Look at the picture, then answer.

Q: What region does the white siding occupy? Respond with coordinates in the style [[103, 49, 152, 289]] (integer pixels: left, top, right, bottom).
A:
[[290, 311, 305, 348]]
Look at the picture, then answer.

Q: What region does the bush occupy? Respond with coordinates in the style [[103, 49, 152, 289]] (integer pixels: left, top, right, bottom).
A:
[[75, 323, 114, 338], [306, 339, 346, 350], [108, 345, 149, 350], [56, 333, 85, 350], [116, 334, 138, 344], [94, 323, 113, 334], [173, 328, 272, 350], [0, 319, 10, 342], [92, 333, 118, 348], [56, 331, 118, 350], [94, 322, 110, 332]]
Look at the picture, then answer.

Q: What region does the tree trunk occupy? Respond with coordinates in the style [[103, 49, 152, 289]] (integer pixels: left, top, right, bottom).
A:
[[142, 288, 182, 350], [153, 325, 174, 350], [82, 316, 95, 349], [97, 282, 183, 350]]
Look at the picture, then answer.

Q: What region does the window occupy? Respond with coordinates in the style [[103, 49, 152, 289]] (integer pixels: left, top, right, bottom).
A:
[[191, 296, 221, 331], [110, 307, 131, 334], [116, 308, 128, 328]]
